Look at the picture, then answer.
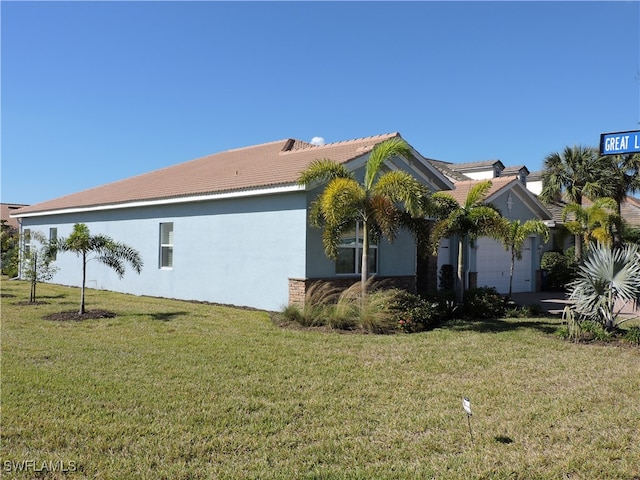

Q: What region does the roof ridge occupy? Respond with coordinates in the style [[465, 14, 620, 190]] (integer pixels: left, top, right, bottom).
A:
[[315, 132, 399, 148], [279, 132, 400, 154]]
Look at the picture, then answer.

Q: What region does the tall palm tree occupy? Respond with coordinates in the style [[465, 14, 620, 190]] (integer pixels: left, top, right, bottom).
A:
[[596, 153, 640, 246], [597, 153, 640, 216], [297, 137, 430, 295], [52, 223, 143, 314], [430, 180, 504, 304], [539, 145, 605, 260], [498, 219, 549, 298], [562, 197, 621, 249]]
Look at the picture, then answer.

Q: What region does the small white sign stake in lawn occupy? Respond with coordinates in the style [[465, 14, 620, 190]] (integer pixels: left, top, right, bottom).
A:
[[463, 397, 474, 443]]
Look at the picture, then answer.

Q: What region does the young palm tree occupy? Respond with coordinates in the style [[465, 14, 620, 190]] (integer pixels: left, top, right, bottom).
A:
[[539, 145, 604, 260], [562, 198, 620, 249], [498, 219, 550, 298], [297, 137, 430, 296], [52, 223, 143, 314], [568, 243, 640, 330], [430, 180, 504, 305]]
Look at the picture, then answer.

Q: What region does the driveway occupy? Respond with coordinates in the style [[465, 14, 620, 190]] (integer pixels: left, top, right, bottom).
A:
[[510, 291, 640, 320]]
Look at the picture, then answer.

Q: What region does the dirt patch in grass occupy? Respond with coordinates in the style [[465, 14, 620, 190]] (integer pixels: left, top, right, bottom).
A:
[[43, 310, 117, 322], [13, 300, 50, 306]]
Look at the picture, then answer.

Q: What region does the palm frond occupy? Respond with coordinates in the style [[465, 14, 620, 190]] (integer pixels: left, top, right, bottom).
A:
[[364, 138, 412, 190], [298, 159, 353, 187], [464, 180, 492, 209], [319, 177, 366, 226], [371, 170, 429, 217]]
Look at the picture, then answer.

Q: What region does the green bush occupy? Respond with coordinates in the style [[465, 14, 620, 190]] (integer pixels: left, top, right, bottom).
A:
[[389, 291, 452, 333], [463, 287, 505, 319], [541, 251, 574, 291], [623, 325, 640, 345]]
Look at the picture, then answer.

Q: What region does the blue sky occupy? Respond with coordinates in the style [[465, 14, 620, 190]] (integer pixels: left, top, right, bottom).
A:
[[2, 1, 639, 205]]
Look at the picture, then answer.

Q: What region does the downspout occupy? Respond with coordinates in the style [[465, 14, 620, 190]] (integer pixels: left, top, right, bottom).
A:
[[11, 217, 23, 280]]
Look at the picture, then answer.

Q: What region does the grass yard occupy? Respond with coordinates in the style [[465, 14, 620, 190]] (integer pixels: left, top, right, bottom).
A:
[[1, 278, 639, 479]]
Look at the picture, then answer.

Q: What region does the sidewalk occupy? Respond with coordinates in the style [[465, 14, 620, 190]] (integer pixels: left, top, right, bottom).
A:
[[510, 291, 640, 320]]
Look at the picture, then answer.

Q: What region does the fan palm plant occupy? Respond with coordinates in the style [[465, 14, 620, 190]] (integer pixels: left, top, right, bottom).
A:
[[297, 137, 430, 296], [567, 243, 640, 330]]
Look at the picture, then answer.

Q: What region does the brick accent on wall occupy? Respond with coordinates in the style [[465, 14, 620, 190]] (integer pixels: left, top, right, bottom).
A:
[[288, 276, 417, 306]]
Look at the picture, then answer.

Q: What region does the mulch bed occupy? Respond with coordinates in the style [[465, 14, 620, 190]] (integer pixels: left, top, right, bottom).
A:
[[43, 310, 117, 322]]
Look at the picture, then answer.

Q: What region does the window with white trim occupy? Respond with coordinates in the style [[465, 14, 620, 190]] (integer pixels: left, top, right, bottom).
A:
[[23, 229, 31, 255], [335, 223, 377, 275], [159, 223, 174, 268], [49, 228, 57, 260]]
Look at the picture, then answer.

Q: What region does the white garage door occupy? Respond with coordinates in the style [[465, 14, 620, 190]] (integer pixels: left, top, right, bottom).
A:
[[475, 237, 532, 293]]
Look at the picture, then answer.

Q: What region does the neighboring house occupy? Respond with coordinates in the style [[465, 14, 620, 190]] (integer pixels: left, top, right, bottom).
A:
[[621, 195, 640, 228], [1, 203, 28, 231], [12, 133, 453, 311], [428, 162, 552, 293]]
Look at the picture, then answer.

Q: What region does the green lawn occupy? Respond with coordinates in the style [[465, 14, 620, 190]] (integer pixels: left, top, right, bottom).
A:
[[1, 278, 639, 479]]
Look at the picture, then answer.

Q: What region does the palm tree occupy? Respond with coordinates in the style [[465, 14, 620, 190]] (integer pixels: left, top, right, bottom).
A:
[[562, 198, 621, 249], [596, 153, 640, 246], [539, 145, 605, 260], [597, 153, 640, 216], [52, 223, 143, 314], [297, 137, 430, 295], [430, 180, 504, 305], [568, 243, 640, 330], [498, 219, 549, 298]]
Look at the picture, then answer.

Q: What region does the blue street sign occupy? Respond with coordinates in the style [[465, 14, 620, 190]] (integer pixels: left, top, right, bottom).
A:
[[600, 130, 640, 155]]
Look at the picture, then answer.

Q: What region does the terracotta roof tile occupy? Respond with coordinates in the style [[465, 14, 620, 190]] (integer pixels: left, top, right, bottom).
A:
[[1, 203, 29, 229], [14, 133, 402, 216], [439, 176, 519, 205]]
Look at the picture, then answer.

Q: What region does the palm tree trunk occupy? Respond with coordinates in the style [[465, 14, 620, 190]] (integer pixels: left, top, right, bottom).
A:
[[574, 233, 582, 261], [80, 252, 86, 315], [361, 220, 369, 297], [508, 248, 515, 298], [455, 237, 464, 305]]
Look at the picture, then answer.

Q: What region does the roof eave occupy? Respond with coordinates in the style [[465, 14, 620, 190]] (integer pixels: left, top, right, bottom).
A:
[[12, 183, 305, 219]]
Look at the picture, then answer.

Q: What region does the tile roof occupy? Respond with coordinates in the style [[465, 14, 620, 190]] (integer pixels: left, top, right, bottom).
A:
[[502, 165, 529, 176], [622, 196, 640, 227], [426, 159, 470, 182], [14, 133, 402, 216], [448, 159, 505, 172], [1, 203, 29, 229], [540, 195, 640, 227], [438, 176, 521, 206], [437, 176, 552, 220], [527, 170, 543, 182]]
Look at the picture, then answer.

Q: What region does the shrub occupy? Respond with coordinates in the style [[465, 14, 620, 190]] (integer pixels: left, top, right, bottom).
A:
[[463, 287, 505, 319], [623, 325, 640, 345], [505, 303, 544, 318], [389, 291, 451, 333], [541, 251, 574, 291]]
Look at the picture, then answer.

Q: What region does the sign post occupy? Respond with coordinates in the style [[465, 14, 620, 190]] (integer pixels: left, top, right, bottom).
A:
[[462, 397, 473, 443], [600, 130, 640, 155]]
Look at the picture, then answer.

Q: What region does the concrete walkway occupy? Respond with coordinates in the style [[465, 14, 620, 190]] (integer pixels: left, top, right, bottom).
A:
[[510, 291, 640, 320]]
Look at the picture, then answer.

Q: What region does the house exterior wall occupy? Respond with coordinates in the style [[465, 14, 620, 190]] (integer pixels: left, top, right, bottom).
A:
[[20, 192, 309, 312]]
